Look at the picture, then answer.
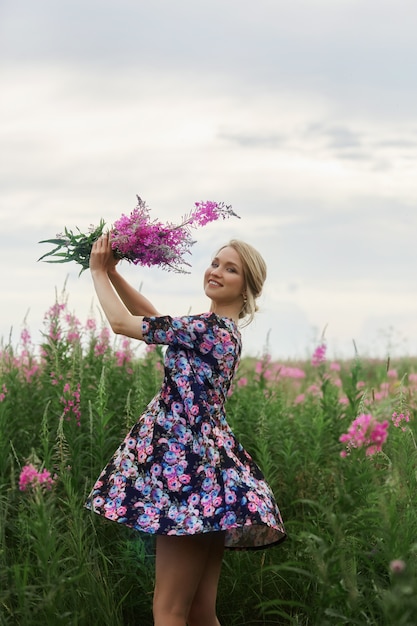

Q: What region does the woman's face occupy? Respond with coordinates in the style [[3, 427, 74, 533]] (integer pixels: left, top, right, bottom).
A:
[[203, 246, 245, 309]]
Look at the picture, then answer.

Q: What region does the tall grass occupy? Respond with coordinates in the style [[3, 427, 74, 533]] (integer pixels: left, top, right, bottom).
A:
[[1, 292, 417, 625]]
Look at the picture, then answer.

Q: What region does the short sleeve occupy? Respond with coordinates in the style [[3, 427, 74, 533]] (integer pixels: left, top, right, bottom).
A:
[[141, 315, 208, 350]]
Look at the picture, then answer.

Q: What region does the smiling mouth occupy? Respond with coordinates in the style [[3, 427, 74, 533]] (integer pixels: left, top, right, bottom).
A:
[[208, 280, 222, 287]]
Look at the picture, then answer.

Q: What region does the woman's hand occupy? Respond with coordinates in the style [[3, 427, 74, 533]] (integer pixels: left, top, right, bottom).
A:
[[90, 233, 119, 274]]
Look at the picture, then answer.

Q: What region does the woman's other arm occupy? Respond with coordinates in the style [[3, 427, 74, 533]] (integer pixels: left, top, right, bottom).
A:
[[107, 268, 159, 317]]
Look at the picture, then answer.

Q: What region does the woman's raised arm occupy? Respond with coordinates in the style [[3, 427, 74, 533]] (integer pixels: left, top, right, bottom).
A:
[[89, 235, 158, 340], [107, 268, 159, 317]]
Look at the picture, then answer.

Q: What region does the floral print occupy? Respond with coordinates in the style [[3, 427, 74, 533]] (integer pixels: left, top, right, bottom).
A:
[[86, 313, 286, 549]]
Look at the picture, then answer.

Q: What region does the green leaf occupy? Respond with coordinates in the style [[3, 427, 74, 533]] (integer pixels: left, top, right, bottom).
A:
[[38, 238, 68, 245]]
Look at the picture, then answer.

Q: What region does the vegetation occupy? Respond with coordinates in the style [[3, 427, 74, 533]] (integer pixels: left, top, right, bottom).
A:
[[1, 293, 417, 625]]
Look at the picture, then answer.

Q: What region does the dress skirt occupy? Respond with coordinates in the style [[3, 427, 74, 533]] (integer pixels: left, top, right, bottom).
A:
[[86, 313, 286, 550]]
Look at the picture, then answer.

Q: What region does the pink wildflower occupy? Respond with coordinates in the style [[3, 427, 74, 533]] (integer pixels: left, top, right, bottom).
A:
[[278, 366, 306, 379], [392, 411, 410, 431], [237, 377, 248, 388], [339, 413, 389, 457], [0, 384, 8, 402], [60, 382, 82, 426], [43, 302, 66, 341], [389, 559, 406, 574], [307, 384, 321, 396], [20, 327, 31, 346], [50, 371, 63, 386], [23, 364, 39, 384], [330, 361, 341, 372], [85, 318, 96, 331], [387, 369, 398, 379], [311, 343, 326, 367], [255, 354, 271, 376], [115, 337, 133, 367], [94, 326, 111, 357], [66, 196, 238, 275], [19, 463, 55, 491]]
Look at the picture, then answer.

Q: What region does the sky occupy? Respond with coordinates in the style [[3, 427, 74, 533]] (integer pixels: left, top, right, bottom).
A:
[[1, 0, 417, 361]]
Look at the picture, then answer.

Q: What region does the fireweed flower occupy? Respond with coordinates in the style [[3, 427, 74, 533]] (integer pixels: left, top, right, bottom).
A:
[[392, 411, 410, 430], [65, 312, 81, 344], [339, 413, 389, 457], [307, 384, 322, 397], [39, 196, 239, 274], [20, 327, 31, 346], [389, 559, 406, 574], [0, 384, 8, 402], [311, 343, 326, 367], [43, 301, 66, 341], [60, 382, 82, 426], [85, 317, 96, 331], [275, 365, 305, 379], [19, 463, 55, 492], [94, 326, 111, 357], [115, 337, 133, 367]]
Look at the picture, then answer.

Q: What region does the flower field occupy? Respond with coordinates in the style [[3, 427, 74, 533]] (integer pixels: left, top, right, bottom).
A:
[[1, 294, 417, 625]]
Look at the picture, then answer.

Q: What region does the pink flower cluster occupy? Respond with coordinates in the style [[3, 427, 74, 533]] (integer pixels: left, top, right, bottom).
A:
[[115, 336, 133, 368], [0, 383, 7, 402], [0, 328, 40, 385], [311, 343, 326, 367], [339, 413, 389, 457], [19, 463, 55, 492], [254, 356, 306, 381], [389, 559, 406, 574], [392, 411, 410, 431], [110, 197, 239, 273], [94, 326, 111, 357], [60, 382, 81, 426]]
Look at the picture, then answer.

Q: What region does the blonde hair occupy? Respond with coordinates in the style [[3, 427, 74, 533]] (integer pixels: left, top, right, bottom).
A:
[[217, 239, 267, 326]]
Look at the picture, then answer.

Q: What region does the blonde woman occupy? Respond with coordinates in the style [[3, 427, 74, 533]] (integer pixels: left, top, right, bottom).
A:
[[86, 235, 286, 626]]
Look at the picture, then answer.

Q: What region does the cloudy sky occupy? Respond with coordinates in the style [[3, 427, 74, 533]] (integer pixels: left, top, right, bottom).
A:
[[1, 0, 417, 360]]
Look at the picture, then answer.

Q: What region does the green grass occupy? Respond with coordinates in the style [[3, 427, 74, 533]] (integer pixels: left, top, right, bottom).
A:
[[1, 294, 417, 625]]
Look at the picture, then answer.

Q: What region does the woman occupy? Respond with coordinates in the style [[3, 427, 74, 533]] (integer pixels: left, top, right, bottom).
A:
[[86, 234, 286, 626]]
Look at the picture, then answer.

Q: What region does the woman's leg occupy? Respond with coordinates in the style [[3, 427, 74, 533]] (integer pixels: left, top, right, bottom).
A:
[[187, 531, 225, 626], [153, 532, 224, 626]]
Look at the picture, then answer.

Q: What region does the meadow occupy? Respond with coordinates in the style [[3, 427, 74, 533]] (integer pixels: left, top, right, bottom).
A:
[[1, 293, 417, 625]]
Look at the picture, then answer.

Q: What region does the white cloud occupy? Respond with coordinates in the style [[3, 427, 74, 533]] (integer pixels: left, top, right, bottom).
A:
[[1, 1, 417, 360]]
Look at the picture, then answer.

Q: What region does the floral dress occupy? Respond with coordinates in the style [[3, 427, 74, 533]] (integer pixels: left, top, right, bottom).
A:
[[86, 313, 286, 549]]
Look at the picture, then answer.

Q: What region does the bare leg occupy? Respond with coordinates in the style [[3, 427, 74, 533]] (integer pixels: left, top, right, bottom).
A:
[[187, 531, 225, 626], [153, 532, 224, 626]]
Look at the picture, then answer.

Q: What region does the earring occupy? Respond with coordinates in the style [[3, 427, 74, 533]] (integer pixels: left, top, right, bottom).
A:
[[242, 293, 247, 303]]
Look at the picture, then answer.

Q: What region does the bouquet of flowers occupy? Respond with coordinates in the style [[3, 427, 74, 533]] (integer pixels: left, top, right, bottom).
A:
[[38, 196, 240, 274]]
